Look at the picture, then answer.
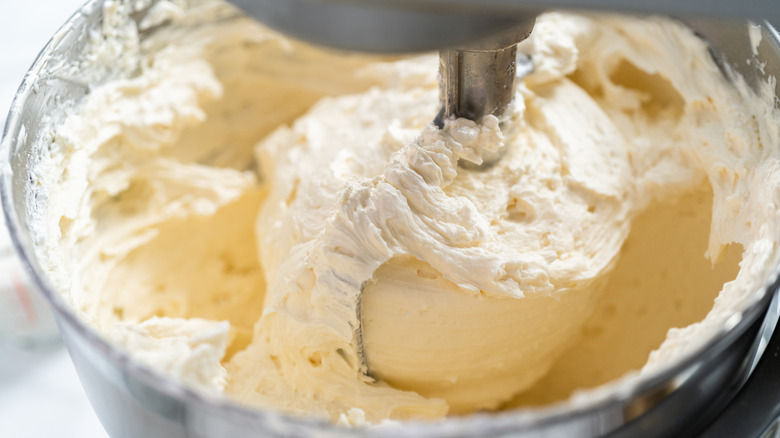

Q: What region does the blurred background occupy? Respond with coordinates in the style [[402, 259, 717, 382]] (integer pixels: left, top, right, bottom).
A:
[[0, 0, 108, 436]]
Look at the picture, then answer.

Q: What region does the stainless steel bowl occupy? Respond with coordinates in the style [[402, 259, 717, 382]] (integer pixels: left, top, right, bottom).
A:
[[2, 1, 780, 436]]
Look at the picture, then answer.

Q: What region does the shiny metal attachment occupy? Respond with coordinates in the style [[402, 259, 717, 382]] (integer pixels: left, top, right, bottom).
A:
[[434, 21, 535, 128], [434, 21, 535, 169]]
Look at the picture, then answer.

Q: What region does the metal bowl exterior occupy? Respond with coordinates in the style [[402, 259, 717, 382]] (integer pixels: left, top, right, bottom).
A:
[[1, 1, 779, 436]]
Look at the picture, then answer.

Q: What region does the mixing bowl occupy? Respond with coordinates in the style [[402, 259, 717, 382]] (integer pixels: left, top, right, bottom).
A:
[[2, 1, 780, 436]]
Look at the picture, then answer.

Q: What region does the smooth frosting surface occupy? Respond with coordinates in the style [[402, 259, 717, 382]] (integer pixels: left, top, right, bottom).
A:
[[31, 0, 780, 426]]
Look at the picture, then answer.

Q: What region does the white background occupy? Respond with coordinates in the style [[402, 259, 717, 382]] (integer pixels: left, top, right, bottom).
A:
[[0, 0, 109, 437]]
